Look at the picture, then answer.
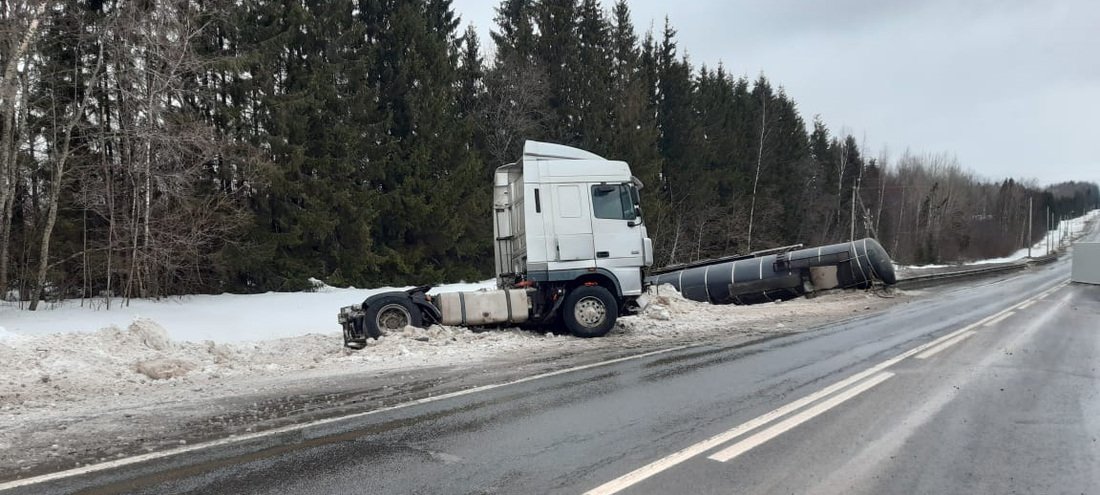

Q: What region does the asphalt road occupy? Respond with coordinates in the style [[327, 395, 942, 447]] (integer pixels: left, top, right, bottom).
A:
[[7, 237, 1098, 494]]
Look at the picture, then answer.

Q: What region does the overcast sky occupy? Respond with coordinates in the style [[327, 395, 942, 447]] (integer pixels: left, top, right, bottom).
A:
[[451, 0, 1099, 187]]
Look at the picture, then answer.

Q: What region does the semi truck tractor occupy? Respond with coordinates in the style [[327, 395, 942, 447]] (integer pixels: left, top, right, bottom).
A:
[[338, 140, 898, 349], [339, 141, 653, 348]]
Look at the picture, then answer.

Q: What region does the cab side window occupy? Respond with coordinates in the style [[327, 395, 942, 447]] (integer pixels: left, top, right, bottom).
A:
[[592, 184, 637, 221]]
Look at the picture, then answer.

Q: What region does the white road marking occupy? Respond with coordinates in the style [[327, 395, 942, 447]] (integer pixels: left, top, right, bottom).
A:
[[582, 364, 896, 495], [585, 327, 971, 495], [0, 345, 691, 491], [983, 311, 1016, 327], [1036, 280, 1070, 300], [915, 331, 976, 360], [708, 371, 895, 462], [1017, 300, 1035, 310], [585, 279, 1071, 495]]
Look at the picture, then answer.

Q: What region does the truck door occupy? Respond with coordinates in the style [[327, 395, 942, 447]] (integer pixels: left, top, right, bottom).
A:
[[590, 183, 645, 269], [552, 184, 596, 262]]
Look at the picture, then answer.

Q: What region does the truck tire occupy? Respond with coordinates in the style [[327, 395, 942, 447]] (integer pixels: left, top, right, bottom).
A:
[[563, 285, 618, 338], [364, 296, 423, 338]]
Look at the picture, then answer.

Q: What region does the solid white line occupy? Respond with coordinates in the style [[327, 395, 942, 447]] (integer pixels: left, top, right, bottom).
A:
[[584, 338, 950, 495], [708, 371, 895, 462], [0, 345, 691, 491], [583, 368, 897, 495], [915, 331, 976, 360], [584, 285, 1061, 495], [983, 311, 1016, 327], [1017, 300, 1035, 310]]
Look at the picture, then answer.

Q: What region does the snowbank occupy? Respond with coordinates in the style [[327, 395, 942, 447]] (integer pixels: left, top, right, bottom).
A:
[[0, 279, 494, 342], [0, 284, 893, 418]]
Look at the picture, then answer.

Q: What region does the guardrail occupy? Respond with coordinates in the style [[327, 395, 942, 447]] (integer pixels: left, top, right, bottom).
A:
[[894, 251, 1061, 290], [1028, 252, 1060, 265]]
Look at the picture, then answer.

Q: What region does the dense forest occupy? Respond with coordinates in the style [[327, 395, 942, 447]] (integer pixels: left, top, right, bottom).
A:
[[1, 0, 1097, 307]]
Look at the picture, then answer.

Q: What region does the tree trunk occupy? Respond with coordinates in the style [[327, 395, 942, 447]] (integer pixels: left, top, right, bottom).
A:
[[29, 41, 102, 310], [746, 94, 766, 252], [28, 151, 68, 310], [0, 4, 44, 296], [835, 141, 848, 238]]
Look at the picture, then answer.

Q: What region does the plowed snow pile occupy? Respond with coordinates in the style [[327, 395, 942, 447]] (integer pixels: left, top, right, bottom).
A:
[[0, 284, 893, 420]]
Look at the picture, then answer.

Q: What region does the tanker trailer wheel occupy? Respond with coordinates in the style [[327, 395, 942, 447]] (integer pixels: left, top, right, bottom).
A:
[[563, 285, 619, 338], [364, 296, 423, 338]]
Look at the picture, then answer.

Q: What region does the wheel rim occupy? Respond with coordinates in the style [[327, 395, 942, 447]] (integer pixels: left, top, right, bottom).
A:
[[574, 296, 607, 328], [376, 304, 411, 331]]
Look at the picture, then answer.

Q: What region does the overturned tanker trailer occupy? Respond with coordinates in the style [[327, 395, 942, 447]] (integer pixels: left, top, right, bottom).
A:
[[647, 238, 897, 305]]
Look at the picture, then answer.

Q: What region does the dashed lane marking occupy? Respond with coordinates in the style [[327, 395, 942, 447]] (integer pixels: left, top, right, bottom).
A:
[[915, 330, 977, 360], [984, 311, 1016, 327]]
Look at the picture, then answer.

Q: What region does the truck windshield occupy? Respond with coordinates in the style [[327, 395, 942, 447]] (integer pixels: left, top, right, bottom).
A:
[[592, 184, 637, 221]]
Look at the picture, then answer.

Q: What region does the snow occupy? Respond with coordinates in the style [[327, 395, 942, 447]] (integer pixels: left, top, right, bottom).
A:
[[0, 278, 904, 474], [0, 283, 894, 418], [895, 208, 1099, 270], [972, 208, 1098, 264], [0, 279, 495, 342]]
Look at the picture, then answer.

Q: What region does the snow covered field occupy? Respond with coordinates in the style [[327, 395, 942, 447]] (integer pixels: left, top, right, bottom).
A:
[[0, 279, 494, 342]]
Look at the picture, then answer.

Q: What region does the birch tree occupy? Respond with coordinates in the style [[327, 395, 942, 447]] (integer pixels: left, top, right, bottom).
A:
[[0, 0, 47, 297]]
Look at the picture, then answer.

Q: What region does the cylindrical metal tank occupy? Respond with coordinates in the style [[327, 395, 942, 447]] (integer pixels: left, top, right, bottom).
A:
[[647, 238, 897, 305]]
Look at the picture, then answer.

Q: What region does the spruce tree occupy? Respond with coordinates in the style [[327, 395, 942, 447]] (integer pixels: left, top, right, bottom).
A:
[[533, 0, 580, 144], [573, 0, 613, 152], [217, 0, 385, 290], [491, 0, 536, 65], [361, 0, 488, 283]]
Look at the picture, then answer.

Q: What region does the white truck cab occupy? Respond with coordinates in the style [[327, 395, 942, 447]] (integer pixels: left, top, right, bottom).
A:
[[339, 141, 654, 347], [493, 141, 653, 298]]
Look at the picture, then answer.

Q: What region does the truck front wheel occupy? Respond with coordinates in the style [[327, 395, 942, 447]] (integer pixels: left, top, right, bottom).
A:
[[563, 285, 618, 338]]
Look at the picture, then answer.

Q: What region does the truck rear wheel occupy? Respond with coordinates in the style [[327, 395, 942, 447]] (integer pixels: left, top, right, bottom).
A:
[[364, 296, 422, 338], [563, 285, 618, 338]]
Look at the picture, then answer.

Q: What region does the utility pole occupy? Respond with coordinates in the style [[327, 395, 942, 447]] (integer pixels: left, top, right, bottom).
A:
[[1060, 215, 1065, 248], [1062, 215, 1068, 247], [849, 187, 857, 241], [1027, 197, 1033, 258], [1046, 206, 1051, 255]]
